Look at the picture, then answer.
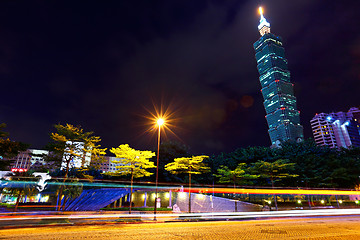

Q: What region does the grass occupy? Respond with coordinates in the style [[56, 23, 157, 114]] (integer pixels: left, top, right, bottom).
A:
[[0, 203, 13, 207]]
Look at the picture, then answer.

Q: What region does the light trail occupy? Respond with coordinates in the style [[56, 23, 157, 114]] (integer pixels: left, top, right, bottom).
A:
[[1, 209, 360, 222], [2, 179, 360, 196], [189, 187, 360, 196]]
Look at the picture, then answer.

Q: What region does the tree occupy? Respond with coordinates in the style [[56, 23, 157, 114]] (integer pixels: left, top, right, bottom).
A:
[[157, 141, 190, 183], [214, 163, 258, 211], [48, 167, 95, 210], [0, 123, 29, 170], [205, 146, 276, 184], [275, 139, 360, 189], [61, 177, 84, 211], [50, 124, 106, 173], [214, 163, 258, 186], [0, 123, 9, 138], [48, 123, 106, 211], [251, 159, 298, 210], [165, 155, 210, 213], [109, 144, 156, 213], [5, 171, 40, 212]]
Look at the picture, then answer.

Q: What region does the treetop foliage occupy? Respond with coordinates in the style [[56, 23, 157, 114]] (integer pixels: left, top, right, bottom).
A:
[[214, 163, 258, 185], [251, 159, 298, 184], [165, 155, 210, 175], [0, 123, 29, 170], [48, 123, 106, 176], [109, 144, 156, 178], [0, 123, 9, 138], [207, 139, 360, 188]]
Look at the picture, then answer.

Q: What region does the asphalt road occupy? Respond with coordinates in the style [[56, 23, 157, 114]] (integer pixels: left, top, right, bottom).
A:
[[1, 216, 360, 239]]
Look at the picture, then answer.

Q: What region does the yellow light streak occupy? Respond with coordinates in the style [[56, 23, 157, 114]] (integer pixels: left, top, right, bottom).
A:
[[188, 187, 360, 196]]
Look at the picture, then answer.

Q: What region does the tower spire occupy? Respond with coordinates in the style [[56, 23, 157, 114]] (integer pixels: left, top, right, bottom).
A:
[[258, 7, 270, 36], [254, 7, 304, 147]]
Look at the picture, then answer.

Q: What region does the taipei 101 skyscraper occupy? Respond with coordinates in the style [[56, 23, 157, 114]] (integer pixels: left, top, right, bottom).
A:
[[253, 7, 304, 147]]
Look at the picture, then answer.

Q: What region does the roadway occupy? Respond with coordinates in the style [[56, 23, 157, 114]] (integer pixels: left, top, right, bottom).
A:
[[1, 215, 360, 239]]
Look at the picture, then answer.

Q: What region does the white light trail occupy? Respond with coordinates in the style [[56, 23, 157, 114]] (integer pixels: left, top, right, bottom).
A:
[[2, 209, 360, 222]]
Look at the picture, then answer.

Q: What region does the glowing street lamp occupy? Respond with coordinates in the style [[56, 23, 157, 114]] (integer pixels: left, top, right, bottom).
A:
[[154, 117, 165, 220], [144, 104, 176, 219], [157, 118, 164, 127]]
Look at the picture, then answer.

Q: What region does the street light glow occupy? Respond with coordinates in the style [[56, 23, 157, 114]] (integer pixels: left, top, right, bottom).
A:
[[157, 118, 165, 126], [142, 103, 177, 138]]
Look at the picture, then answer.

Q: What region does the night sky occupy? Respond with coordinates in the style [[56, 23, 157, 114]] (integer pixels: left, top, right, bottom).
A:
[[1, 1, 360, 155]]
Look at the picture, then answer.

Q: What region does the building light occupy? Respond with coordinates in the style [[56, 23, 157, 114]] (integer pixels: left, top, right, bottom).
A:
[[11, 168, 28, 172], [197, 194, 206, 200], [179, 192, 187, 200]]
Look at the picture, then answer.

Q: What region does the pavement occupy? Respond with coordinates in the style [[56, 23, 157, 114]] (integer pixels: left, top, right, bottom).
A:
[[2, 209, 360, 229]]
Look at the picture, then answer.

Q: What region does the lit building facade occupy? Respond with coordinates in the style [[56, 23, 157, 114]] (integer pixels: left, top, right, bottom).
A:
[[11, 149, 49, 171], [253, 7, 304, 147], [310, 113, 337, 148], [61, 141, 91, 170], [95, 156, 124, 173], [310, 107, 360, 148]]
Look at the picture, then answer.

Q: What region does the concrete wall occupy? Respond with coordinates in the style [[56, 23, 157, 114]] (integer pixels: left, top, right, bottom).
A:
[[174, 192, 261, 213]]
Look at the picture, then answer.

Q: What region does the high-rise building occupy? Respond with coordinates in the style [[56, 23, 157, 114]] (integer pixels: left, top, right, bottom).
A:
[[310, 107, 360, 148], [310, 113, 337, 148], [253, 7, 304, 147]]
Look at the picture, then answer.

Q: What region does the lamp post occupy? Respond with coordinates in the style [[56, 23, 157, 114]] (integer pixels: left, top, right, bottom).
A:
[[154, 118, 164, 220]]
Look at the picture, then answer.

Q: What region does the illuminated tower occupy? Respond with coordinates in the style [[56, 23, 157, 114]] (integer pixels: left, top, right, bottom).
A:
[[253, 7, 304, 147]]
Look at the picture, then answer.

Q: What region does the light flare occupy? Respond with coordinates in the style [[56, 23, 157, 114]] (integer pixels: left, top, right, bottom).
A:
[[142, 101, 181, 142], [259, 6, 263, 16], [157, 118, 165, 126]]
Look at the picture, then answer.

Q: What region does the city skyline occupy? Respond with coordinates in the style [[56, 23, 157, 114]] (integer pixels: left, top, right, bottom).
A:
[[1, 1, 360, 154]]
